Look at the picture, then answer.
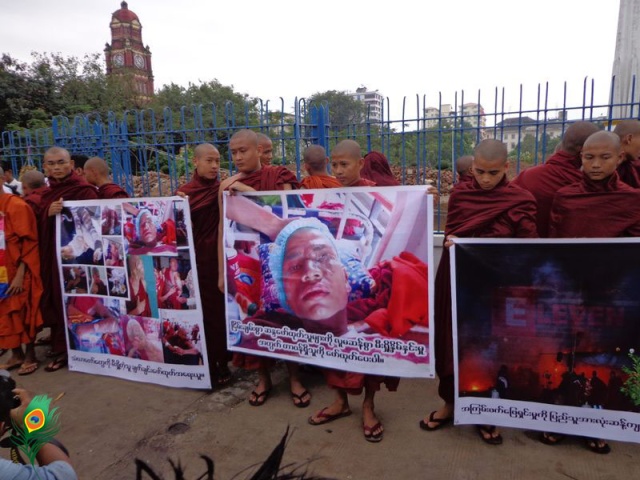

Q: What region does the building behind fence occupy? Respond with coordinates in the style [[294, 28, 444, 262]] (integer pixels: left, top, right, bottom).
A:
[[2, 77, 640, 227]]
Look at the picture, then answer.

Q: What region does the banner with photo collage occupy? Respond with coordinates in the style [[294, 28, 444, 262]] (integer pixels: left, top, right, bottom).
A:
[[57, 197, 211, 389], [452, 238, 640, 443], [223, 186, 434, 378]]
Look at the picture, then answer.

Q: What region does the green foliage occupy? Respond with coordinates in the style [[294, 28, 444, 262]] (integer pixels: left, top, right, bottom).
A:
[[308, 90, 366, 126], [508, 134, 561, 164], [621, 349, 640, 406]]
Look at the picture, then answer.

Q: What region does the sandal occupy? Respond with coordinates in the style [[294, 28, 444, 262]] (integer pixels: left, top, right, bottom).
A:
[[215, 365, 232, 387], [248, 388, 271, 407], [585, 438, 611, 454], [477, 425, 503, 445], [419, 411, 453, 431], [363, 422, 384, 443], [17, 362, 39, 376], [291, 389, 311, 408], [44, 355, 68, 373], [539, 432, 566, 445], [308, 407, 352, 426]]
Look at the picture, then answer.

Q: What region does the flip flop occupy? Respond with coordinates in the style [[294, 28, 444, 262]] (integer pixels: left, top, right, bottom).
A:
[[585, 438, 611, 454], [308, 407, 352, 426], [477, 425, 503, 445], [539, 432, 566, 445], [44, 355, 68, 373], [363, 422, 384, 443], [0, 361, 22, 371], [248, 388, 271, 407], [17, 362, 39, 376], [419, 411, 453, 431], [291, 389, 311, 408]]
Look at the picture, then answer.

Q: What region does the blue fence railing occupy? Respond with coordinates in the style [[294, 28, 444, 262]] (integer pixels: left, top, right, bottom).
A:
[[2, 77, 639, 206]]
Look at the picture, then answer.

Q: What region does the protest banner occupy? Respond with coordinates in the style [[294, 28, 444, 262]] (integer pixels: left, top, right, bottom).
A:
[[223, 186, 434, 378], [452, 238, 640, 443], [57, 197, 211, 388]]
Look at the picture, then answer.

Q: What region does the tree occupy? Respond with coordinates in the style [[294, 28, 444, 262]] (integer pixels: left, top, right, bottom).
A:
[[308, 90, 366, 126], [509, 134, 561, 166]]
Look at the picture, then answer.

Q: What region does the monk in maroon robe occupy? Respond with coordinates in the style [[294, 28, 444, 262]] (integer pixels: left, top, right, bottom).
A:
[[545, 131, 635, 454], [361, 151, 399, 186], [454, 155, 474, 183], [613, 119, 640, 188], [21, 170, 48, 218], [421, 139, 537, 445], [177, 143, 231, 385], [84, 157, 129, 199], [512, 121, 599, 237], [300, 145, 342, 189], [218, 129, 307, 407], [39, 147, 98, 372]]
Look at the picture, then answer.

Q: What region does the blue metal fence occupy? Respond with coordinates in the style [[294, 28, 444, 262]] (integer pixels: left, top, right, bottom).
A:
[[2, 77, 639, 203]]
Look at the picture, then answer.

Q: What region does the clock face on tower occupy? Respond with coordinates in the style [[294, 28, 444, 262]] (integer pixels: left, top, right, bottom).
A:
[[134, 54, 145, 69], [113, 53, 124, 67]]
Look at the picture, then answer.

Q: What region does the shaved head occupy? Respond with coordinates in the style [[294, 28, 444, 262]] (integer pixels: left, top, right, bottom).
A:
[[455, 155, 474, 175], [256, 133, 272, 146], [303, 145, 328, 173], [331, 140, 362, 161], [230, 129, 259, 147], [85, 157, 110, 176], [256, 133, 273, 166], [44, 146, 71, 159], [613, 120, 640, 137], [194, 143, 219, 158], [561, 121, 600, 155], [22, 170, 46, 190], [583, 130, 621, 150], [473, 139, 508, 163]]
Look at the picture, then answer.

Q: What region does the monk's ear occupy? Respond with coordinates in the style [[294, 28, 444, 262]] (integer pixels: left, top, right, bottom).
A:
[[617, 150, 625, 166], [357, 157, 364, 171], [623, 134, 633, 145]]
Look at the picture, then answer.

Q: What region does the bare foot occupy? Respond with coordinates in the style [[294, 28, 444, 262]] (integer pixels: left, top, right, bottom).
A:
[[422, 404, 453, 429]]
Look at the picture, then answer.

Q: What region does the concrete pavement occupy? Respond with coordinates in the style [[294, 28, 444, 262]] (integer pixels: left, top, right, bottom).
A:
[[7, 351, 640, 480]]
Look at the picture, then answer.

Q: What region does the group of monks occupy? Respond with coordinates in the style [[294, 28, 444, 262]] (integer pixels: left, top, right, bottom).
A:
[[1, 119, 639, 449]]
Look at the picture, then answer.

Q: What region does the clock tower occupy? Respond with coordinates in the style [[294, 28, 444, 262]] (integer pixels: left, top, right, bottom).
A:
[[104, 1, 154, 102]]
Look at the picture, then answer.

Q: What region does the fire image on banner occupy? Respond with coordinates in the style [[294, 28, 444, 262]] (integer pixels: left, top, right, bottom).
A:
[[452, 238, 640, 443], [57, 197, 211, 389], [223, 186, 434, 378]]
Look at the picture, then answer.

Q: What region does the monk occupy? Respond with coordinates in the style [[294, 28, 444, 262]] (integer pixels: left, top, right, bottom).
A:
[[0, 188, 43, 375], [307, 140, 398, 443], [545, 131, 638, 454], [613, 119, 640, 188], [361, 151, 399, 186], [257, 133, 274, 167], [84, 157, 129, 199], [420, 139, 538, 445], [511, 121, 599, 237], [21, 170, 48, 220], [177, 143, 230, 385], [70, 154, 88, 178], [300, 145, 342, 189], [454, 155, 474, 183], [217, 129, 309, 408], [39, 147, 98, 372]]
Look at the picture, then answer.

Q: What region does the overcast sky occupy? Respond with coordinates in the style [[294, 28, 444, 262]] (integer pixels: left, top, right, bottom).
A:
[[0, 0, 622, 120]]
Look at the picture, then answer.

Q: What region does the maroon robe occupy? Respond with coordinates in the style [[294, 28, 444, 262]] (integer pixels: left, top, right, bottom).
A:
[[23, 185, 49, 218], [512, 150, 582, 237], [229, 166, 299, 371], [361, 151, 399, 186], [349, 178, 376, 187], [177, 171, 229, 369], [39, 172, 99, 353], [616, 154, 640, 189], [549, 172, 640, 238], [98, 182, 129, 199], [436, 177, 538, 403]]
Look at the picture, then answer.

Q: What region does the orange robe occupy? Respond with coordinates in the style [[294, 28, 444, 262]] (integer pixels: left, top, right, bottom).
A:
[[301, 175, 342, 189], [0, 194, 44, 349]]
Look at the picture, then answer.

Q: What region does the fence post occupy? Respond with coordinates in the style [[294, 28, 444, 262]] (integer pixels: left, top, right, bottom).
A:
[[310, 105, 328, 150]]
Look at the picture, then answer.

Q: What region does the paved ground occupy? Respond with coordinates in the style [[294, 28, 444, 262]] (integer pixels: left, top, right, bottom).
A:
[[6, 346, 639, 480]]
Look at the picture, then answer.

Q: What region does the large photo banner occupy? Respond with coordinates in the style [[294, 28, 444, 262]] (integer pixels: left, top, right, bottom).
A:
[[452, 238, 640, 443], [223, 186, 434, 378], [57, 197, 211, 389]]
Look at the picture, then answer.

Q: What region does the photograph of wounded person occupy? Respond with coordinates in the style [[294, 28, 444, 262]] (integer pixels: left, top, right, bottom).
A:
[[222, 187, 434, 378]]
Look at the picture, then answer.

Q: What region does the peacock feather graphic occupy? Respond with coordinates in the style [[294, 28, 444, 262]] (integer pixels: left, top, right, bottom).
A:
[[10, 395, 61, 472]]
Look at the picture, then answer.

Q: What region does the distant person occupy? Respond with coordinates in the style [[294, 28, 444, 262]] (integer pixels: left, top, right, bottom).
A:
[[21, 169, 48, 216], [70, 154, 89, 178], [329, 140, 375, 187], [613, 119, 640, 188], [512, 121, 599, 237], [454, 155, 474, 183], [544, 130, 637, 454], [361, 151, 399, 186], [420, 139, 537, 446], [38, 147, 98, 373], [300, 145, 342, 189], [2, 162, 22, 195], [83, 157, 129, 199], [257, 132, 274, 166]]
